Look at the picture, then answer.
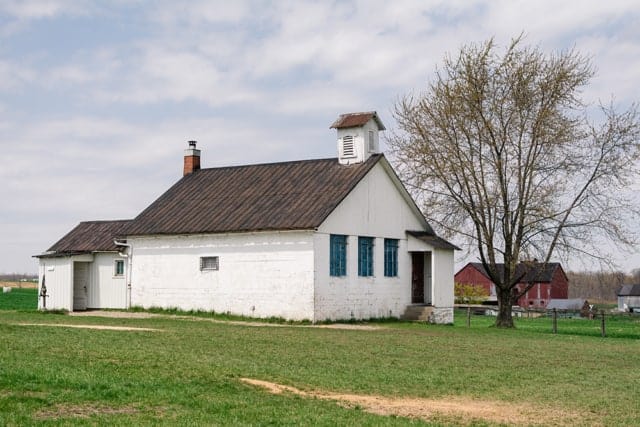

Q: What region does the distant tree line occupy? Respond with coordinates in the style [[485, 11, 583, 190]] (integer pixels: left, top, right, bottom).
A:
[[0, 273, 37, 281], [568, 269, 640, 302]]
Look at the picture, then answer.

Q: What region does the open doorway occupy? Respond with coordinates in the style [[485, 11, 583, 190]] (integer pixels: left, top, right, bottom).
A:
[[411, 252, 432, 304]]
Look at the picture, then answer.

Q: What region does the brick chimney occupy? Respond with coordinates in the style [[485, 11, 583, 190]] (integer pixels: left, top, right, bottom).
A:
[[183, 140, 201, 176]]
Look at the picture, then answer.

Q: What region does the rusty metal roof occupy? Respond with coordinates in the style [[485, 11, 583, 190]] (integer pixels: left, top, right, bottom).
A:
[[125, 155, 383, 236], [41, 220, 132, 256], [330, 111, 386, 130]]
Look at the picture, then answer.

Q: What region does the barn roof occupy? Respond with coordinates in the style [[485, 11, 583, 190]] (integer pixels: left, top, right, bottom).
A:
[[467, 262, 564, 283], [330, 111, 386, 130], [546, 299, 587, 310], [617, 284, 640, 296], [38, 220, 132, 257], [125, 155, 385, 236]]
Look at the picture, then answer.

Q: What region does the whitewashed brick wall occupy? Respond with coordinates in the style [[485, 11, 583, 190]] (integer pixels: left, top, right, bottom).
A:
[[129, 231, 315, 320]]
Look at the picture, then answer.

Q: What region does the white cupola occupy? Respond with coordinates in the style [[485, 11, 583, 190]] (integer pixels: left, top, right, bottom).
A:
[[330, 111, 386, 165]]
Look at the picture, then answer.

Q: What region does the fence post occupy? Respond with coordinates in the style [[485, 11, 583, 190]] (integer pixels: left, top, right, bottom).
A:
[[552, 308, 557, 334], [466, 306, 471, 327], [601, 310, 606, 338]]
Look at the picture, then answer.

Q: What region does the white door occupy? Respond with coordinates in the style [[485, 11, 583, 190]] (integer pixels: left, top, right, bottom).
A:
[[73, 262, 89, 310]]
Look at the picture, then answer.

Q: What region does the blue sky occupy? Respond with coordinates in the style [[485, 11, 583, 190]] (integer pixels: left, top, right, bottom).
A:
[[1, 0, 639, 274]]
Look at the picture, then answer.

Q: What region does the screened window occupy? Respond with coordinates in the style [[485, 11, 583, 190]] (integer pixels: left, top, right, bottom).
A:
[[200, 256, 219, 271], [330, 234, 347, 276], [358, 236, 374, 277], [384, 239, 398, 277], [114, 260, 125, 276], [368, 130, 375, 151]]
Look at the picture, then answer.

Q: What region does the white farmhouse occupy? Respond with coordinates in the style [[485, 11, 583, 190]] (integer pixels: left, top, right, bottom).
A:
[[36, 112, 458, 323]]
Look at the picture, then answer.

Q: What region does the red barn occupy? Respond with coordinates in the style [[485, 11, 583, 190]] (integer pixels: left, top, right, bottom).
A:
[[455, 262, 568, 309]]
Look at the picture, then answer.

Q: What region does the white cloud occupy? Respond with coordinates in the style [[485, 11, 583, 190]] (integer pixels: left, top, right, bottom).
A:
[[87, 42, 262, 107], [149, 0, 250, 26], [0, 0, 93, 19], [0, 60, 36, 91], [575, 35, 640, 106], [2, 0, 640, 273]]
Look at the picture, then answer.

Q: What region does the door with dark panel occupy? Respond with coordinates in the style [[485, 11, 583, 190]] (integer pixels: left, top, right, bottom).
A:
[[411, 253, 424, 304]]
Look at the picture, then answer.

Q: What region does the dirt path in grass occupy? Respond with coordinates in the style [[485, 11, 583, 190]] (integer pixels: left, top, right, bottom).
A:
[[14, 323, 161, 332], [240, 378, 582, 426], [68, 311, 161, 319], [68, 310, 382, 330]]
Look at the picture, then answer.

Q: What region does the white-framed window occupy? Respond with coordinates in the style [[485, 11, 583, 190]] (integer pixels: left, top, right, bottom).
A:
[[114, 259, 125, 276], [384, 238, 398, 277], [330, 234, 347, 276], [200, 256, 219, 271], [368, 130, 375, 151], [358, 236, 374, 277]]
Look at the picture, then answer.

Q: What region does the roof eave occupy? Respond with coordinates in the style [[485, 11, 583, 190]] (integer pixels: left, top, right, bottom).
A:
[[124, 227, 318, 239]]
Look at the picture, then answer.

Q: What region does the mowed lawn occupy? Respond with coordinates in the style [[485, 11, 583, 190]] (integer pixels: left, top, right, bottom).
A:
[[0, 287, 38, 310], [1, 307, 639, 426]]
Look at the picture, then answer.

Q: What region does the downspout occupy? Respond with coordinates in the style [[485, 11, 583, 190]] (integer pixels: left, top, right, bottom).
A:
[[115, 239, 133, 309]]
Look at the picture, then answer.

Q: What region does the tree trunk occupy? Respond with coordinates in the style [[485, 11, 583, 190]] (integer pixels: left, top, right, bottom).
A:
[[495, 287, 515, 328]]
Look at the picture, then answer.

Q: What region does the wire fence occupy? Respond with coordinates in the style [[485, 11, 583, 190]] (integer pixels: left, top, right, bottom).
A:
[[455, 306, 640, 339]]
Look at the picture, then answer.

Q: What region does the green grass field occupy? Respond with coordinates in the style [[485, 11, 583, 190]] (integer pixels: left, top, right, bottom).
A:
[[1, 306, 639, 426], [454, 309, 640, 339], [0, 287, 37, 310]]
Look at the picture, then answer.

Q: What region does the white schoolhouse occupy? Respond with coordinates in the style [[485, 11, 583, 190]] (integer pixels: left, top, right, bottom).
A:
[[36, 112, 458, 323]]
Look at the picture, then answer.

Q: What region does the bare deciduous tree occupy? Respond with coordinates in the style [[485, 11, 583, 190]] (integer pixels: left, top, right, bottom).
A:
[[389, 36, 640, 327], [567, 270, 633, 302]]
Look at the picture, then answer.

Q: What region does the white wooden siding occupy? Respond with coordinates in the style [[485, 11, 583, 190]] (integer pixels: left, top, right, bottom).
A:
[[431, 249, 454, 307], [86, 253, 127, 309], [337, 119, 381, 165], [38, 253, 128, 311], [38, 254, 92, 311], [38, 257, 74, 311]]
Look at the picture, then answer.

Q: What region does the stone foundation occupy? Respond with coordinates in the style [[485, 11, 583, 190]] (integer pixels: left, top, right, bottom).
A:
[[429, 307, 454, 324]]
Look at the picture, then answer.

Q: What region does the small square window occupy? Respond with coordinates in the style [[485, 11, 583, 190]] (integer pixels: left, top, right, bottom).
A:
[[114, 260, 125, 276], [200, 256, 219, 271]]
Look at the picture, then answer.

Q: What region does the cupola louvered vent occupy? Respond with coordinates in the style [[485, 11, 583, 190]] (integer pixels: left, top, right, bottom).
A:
[[331, 111, 385, 165], [342, 135, 355, 157]]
